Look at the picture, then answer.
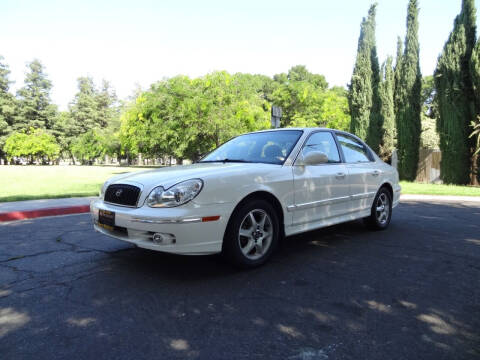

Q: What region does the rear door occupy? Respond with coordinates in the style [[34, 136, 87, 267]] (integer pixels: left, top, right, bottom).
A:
[[291, 131, 350, 227], [335, 133, 382, 212]]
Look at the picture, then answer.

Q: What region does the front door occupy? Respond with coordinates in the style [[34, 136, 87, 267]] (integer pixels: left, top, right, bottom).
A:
[[291, 131, 351, 229]]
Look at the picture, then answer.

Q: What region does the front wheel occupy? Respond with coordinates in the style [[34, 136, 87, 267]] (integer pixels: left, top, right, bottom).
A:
[[364, 187, 392, 230], [222, 199, 280, 268]]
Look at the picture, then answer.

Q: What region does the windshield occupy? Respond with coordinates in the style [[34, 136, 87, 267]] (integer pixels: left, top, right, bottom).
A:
[[200, 130, 303, 165]]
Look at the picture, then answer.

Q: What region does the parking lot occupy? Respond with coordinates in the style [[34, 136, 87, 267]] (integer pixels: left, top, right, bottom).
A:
[[0, 200, 479, 360]]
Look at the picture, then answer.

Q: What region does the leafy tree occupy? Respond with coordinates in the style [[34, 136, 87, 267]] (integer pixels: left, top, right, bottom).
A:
[[66, 77, 120, 163], [435, 0, 477, 184], [71, 129, 106, 165], [273, 80, 324, 127], [0, 56, 16, 164], [395, 0, 422, 181], [286, 65, 328, 89], [378, 57, 396, 160], [15, 60, 56, 131], [50, 111, 78, 163], [4, 129, 59, 163], [348, 4, 379, 146], [120, 71, 271, 162], [272, 65, 329, 127], [289, 88, 350, 131], [420, 76, 440, 150]]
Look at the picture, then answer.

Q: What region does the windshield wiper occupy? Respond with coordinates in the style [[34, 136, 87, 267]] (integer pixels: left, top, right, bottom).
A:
[[199, 158, 253, 163]]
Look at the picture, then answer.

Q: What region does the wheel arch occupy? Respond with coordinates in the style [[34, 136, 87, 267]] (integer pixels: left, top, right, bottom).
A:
[[379, 181, 393, 200], [224, 191, 285, 242]]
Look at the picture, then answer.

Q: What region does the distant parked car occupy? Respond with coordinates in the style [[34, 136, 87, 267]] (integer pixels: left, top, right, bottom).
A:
[[91, 128, 400, 267]]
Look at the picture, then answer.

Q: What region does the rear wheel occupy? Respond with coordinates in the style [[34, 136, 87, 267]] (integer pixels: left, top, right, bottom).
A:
[[223, 199, 279, 268], [364, 187, 392, 230]]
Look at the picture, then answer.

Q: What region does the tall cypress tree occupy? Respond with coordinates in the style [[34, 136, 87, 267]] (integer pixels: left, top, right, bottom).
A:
[[394, 37, 403, 116], [379, 56, 396, 161], [349, 4, 379, 143], [395, 0, 422, 181], [470, 28, 480, 183], [435, 0, 476, 184], [366, 5, 382, 154]]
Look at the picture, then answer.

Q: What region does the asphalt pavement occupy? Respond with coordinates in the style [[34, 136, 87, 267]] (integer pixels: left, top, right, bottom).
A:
[[0, 200, 479, 360]]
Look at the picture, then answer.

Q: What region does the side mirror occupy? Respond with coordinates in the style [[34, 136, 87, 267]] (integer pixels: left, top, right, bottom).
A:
[[296, 151, 329, 166]]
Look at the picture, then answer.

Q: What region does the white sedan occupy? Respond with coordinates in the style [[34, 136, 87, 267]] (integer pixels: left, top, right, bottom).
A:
[[91, 128, 400, 267]]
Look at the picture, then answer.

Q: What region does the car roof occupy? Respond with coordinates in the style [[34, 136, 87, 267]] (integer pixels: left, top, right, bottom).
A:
[[250, 127, 338, 135]]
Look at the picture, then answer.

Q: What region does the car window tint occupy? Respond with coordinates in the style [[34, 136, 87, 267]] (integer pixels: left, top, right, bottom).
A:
[[303, 132, 340, 163], [336, 134, 371, 163]]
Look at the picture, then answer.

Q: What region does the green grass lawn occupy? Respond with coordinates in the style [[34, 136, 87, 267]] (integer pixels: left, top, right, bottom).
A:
[[400, 181, 480, 197], [0, 165, 158, 202], [1, 165, 480, 202]]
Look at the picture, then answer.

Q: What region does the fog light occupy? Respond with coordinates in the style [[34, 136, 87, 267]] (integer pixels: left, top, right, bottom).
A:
[[152, 232, 176, 245]]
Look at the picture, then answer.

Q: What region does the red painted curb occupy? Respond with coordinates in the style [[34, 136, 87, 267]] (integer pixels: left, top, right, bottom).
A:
[[0, 205, 90, 222]]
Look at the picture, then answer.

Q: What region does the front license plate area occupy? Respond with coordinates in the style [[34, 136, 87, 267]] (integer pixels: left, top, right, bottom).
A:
[[99, 209, 115, 231]]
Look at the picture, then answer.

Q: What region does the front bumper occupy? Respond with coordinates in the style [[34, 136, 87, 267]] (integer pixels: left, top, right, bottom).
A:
[[90, 199, 232, 255]]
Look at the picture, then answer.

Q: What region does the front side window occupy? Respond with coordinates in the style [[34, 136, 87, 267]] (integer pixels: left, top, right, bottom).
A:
[[336, 134, 372, 163], [200, 130, 303, 165], [302, 132, 340, 163]]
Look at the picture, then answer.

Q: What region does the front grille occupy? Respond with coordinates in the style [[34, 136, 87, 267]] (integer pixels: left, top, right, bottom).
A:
[[104, 184, 141, 207]]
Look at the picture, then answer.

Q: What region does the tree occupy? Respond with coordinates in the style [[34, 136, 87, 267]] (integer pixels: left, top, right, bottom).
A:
[[289, 87, 350, 131], [365, 5, 382, 155], [50, 111, 78, 163], [394, 37, 403, 115], [0, 55, 16, 164], [272, 65, 329, 127], [4, 129, 60, 163], [120, 71, 271, 163], [378, 57, 396, 160], [71, 129, 106, 165], [435, 0, 477, 184], [15, 59, 56, 131], [420, 76, 440, 150], [395, 0, 422, 181], [470, 34, 480, 182], [95, 79, 118, 128], [348, 4, 379, 146], [69, 77, 100, 135]]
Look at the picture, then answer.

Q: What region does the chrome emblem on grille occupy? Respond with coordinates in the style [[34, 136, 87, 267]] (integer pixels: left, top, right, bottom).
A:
[[115, 189, 123, 197]]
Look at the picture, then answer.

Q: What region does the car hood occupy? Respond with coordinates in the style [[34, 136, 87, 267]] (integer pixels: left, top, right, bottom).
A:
[[108, 162, 275, 190]]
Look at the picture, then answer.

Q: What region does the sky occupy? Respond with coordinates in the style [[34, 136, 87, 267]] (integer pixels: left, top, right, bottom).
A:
[[1, 0, 479, 110]]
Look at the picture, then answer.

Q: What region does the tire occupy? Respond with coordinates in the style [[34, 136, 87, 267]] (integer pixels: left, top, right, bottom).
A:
[[222, 199, 280, 268], [364, 187, 392, 230]]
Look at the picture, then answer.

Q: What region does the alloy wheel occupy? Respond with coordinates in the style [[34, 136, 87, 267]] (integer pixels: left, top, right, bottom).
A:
[[238, 209, 273, 260]]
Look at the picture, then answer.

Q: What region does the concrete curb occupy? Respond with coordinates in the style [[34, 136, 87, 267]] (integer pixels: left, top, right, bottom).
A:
[[400, 194, 480, 203], [0, 205, 90, 222]]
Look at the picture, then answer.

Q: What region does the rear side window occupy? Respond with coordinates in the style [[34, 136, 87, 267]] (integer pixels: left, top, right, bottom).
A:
[[336, 134, 372, 163], [302, 132, 340, 163]]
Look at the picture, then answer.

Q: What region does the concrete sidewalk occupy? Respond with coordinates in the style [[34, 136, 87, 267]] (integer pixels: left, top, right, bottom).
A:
[[0, 197, 96, 222]]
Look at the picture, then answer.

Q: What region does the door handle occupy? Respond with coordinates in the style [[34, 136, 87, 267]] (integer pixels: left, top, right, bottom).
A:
[[336, 172, 346, 179], [371, 170, 380, 177]]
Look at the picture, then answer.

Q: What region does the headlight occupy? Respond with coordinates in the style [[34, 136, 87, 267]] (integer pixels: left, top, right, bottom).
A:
[[100, 181, 109, 198], [146, 179, 203, 208]]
